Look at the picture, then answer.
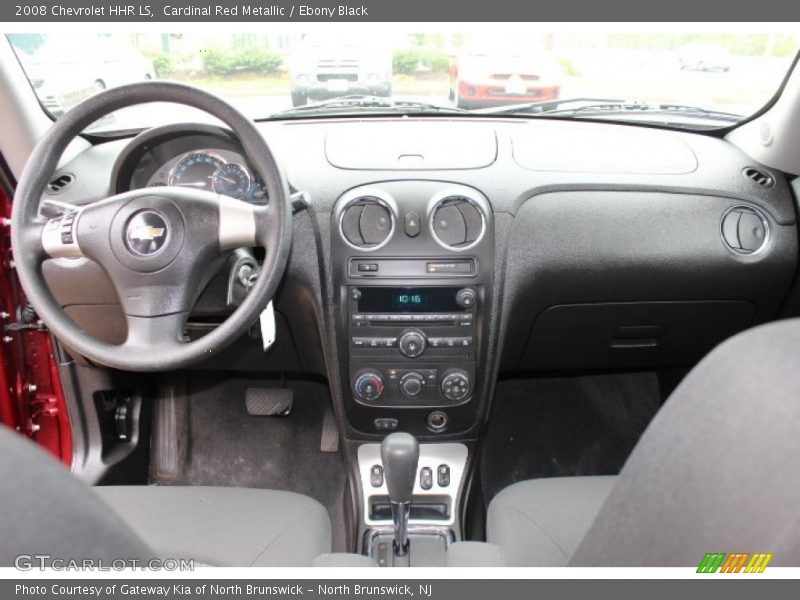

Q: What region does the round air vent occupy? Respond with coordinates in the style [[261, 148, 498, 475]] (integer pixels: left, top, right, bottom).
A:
[[721, 206, 769, 254], [430, 196, 485, 250], [339, 196, 394, 250]]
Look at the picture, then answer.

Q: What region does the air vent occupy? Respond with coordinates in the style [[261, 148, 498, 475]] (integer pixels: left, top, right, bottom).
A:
[[742, 167, 774, 188], [47, 173, 75, 194], [430, 196, 485, 250], [721, 206, 769, 254], [339, 197, 394, 250]]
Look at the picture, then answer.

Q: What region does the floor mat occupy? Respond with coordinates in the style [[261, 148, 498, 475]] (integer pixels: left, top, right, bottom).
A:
[[480, 372, 660, 505], [151, 375, 347, 550]]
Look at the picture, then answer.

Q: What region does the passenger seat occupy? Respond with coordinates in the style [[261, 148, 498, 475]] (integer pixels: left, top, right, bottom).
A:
[[487, 320, 800, 566]]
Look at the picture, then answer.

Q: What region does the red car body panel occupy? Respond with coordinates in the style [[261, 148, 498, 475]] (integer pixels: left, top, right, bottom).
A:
[[457, 79, 560, 106], [450, 50, 562, 108], [0, 188, 72, 466]]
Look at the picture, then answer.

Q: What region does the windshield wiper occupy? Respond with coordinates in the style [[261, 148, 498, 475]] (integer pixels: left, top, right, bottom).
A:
[[475, 97, 742, 122], [272, 95, 467, 117]]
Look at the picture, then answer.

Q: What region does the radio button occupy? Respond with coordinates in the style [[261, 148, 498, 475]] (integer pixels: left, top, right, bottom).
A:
[[352, 338, 367, 347], [456, 288, 477, 308], [399, 330, 427, 358], [367, 338, 381, 348], [383, 337, 398, 348]]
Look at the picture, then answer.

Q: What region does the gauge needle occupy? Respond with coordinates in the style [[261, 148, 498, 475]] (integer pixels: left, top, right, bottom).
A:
[[220, 176, 238, 184]]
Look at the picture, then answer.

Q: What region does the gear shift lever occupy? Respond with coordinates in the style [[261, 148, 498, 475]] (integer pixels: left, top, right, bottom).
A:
[[380, 432, 419, 557]]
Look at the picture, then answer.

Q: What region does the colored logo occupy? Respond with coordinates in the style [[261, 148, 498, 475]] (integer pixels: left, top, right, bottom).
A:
[[697, 553, 773, 573], [126, 211, 168, 256]]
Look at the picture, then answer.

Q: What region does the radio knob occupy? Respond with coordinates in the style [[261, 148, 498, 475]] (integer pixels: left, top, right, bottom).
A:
[[441, 369, 471, 401], [455, 288, 477, 309], [398, 329, 427, 358], [399, 372, 426, 398], [354, 370, 384, 402]]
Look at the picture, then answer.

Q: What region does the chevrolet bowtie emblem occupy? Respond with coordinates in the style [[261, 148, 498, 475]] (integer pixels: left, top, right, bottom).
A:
[[125, 211, 169, 256], [128, 225, 165, 241]]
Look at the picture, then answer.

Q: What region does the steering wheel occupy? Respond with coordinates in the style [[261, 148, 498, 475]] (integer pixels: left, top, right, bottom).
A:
[[10, 82, 293, 372]]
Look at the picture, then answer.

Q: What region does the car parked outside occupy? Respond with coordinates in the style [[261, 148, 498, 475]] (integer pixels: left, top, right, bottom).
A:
[[289, 33, 392, 106], [449, 38, 562, 109]]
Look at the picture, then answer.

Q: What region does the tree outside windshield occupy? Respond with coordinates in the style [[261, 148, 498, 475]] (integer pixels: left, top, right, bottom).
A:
[[6, 31, 798, 131]]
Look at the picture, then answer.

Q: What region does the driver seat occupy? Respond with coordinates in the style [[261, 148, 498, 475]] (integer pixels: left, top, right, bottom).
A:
[[0, 428, 331, 567]]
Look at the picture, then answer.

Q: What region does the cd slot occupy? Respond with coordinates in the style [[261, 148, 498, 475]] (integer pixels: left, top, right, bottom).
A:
[[352, 313, 471, 327], [372, 317, 457, 326]]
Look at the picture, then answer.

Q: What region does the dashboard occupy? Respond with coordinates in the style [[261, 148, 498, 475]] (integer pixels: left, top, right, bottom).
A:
[[114, 125, 269, 205], [38, 116, 800, 441]]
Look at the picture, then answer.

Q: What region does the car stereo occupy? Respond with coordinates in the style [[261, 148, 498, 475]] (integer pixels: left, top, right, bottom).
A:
[[347, 286, 479, 413]]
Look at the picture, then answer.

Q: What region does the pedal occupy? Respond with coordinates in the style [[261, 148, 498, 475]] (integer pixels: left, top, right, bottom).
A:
[[152, 381, 186, 481], [320, 406, 339, 452], [245, 387, 293, 417]]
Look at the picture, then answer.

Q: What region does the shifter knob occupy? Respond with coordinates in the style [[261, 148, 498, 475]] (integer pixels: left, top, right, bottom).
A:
[[381, 432, 419, 504]]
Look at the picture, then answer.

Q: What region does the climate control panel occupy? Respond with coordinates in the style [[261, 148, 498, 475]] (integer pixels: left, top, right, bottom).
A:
[[351, 366, 474, 408]]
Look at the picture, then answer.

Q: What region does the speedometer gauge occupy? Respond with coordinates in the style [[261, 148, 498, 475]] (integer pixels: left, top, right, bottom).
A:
[[168, 152, 225, 190], [212, 163, 251, 199]]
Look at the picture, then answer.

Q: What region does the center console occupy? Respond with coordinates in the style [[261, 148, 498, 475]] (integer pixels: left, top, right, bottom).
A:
[[332, 182, 494, 439], [348, 285, 477, 414], [331, 181, 494, 559]]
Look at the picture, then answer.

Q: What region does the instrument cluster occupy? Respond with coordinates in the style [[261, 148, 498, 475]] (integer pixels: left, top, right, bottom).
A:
[[143, 148, 268, 204]]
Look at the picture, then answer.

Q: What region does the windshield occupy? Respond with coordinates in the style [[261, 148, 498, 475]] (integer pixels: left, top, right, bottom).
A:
[[6, 30, 798, 132]]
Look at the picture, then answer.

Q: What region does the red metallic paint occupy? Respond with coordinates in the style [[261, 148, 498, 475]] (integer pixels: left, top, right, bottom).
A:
[[0, 188, 72, 466]]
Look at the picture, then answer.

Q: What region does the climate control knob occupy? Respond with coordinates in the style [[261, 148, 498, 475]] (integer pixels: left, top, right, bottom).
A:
[[399, 372, 426, 398], [441, 369, 471, 402], [398, 329, 427, 358], [354, 370, 385, 402]]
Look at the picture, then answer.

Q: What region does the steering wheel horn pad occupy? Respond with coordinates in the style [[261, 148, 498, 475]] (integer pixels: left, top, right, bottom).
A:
[[106, 195, 186, 272]]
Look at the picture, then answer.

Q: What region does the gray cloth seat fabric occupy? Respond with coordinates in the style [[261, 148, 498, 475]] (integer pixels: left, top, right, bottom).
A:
[[95, 486, 331, 567], [487, 476, 615, 566], [0, 425, 151, 567], [0, 425, 331, 567], [446, 542, 507, 567], [488, 319, 800, 567]]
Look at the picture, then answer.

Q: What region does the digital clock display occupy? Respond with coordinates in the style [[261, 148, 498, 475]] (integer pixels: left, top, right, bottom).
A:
[[357, 287, 461, 313], [394, 293, 426, 309]]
